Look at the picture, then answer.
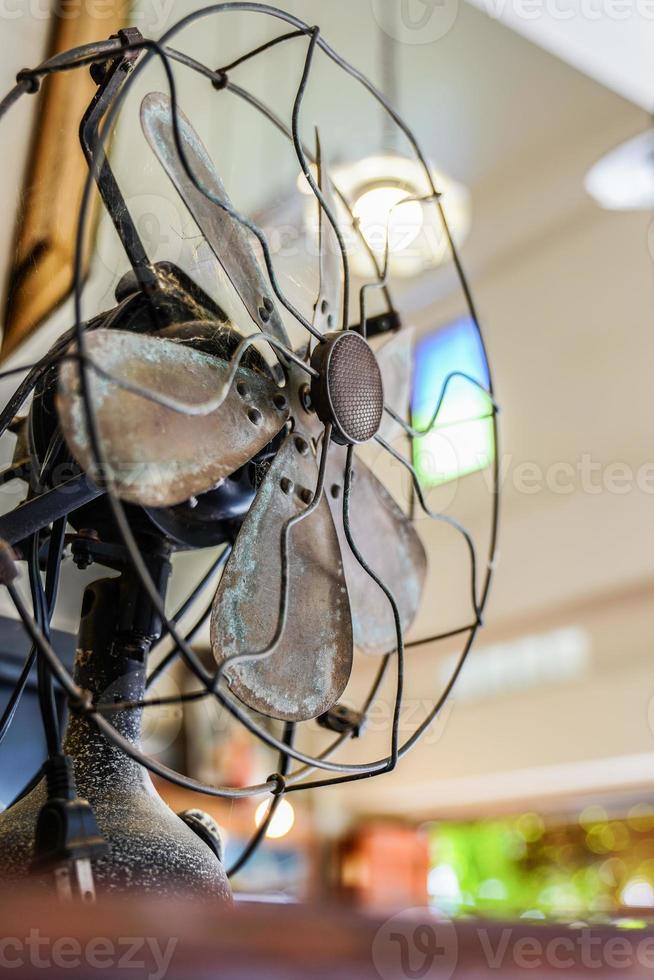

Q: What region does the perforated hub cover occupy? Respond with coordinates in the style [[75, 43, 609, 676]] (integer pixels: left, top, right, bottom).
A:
[[310, 331, 384, 445]]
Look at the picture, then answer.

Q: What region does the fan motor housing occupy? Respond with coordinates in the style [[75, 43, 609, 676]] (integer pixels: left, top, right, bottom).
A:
[[310, 331, 384, 445]]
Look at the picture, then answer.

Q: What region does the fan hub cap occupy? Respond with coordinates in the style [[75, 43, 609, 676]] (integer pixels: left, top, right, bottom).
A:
[[310, 332, 384, 445]]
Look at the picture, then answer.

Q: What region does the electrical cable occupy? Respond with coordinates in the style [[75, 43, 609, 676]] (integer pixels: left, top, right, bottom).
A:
[[226, 721, 295, 878]]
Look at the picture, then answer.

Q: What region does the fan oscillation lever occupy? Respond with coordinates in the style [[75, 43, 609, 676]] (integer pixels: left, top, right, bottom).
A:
[[80, 27, 160, 307]]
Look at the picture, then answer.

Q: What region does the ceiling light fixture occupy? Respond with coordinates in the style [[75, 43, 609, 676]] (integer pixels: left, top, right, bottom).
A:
[[299, 6, 470, 280], [585, 130, 654, 211], [300, 153, 470, 279]]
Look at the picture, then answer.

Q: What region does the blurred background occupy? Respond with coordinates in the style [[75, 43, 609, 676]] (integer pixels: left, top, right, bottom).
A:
[[1, 0, 654, 923]]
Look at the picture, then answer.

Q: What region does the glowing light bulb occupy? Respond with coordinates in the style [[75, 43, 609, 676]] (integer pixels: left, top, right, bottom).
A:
[[254, 798, 295, 840], [300, 153, 470, 278], [352, 185, 424, 256]]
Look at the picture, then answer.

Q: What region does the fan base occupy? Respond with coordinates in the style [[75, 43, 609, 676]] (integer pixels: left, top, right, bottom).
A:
[[0, 577, 231, 901]]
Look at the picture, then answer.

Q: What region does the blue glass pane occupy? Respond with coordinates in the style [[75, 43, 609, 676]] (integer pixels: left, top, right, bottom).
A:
[[411, 317, 494, 487]]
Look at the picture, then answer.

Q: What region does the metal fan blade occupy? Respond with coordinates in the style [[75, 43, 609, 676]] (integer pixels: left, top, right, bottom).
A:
[[56, 329, 290, 508], [210, 429, 353, 722], [140, 91, 289, 345], [312, 131, 342, 335], [376, 326, 414, 445], [325, 445, 427, 655]]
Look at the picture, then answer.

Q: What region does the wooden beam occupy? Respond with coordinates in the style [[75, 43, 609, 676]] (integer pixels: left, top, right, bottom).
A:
[[1, 0, 130, 361]]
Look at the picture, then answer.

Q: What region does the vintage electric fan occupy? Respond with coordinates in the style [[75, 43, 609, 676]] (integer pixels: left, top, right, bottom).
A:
[[0, 5, 498, 902]]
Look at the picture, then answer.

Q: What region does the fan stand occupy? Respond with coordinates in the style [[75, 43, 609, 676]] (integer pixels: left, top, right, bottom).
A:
[[0, 537, 231, 900]]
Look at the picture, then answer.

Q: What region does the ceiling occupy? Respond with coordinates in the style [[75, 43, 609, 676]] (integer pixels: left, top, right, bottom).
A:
[[467, 0, 654, 111]]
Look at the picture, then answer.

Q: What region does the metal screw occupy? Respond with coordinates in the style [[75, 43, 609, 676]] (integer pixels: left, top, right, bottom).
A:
[[300, 488, 313, 505], [294, 436, 309, 456], [273, 393, 288, 411], [248, 408, 263, 425], [236, 381, 247, 398], [280, 477, 294, 495], [258, 306, 271, 323], [330, 484, 341, 499]]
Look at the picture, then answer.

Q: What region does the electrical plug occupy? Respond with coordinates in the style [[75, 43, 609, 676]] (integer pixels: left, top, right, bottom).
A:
[[32, 754, 108, 903]]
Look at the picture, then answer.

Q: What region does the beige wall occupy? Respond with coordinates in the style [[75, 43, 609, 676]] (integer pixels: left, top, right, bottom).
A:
[[322, 99, 654, 823]]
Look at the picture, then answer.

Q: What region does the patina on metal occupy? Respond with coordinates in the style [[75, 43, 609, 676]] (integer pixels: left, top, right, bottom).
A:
[[311, 131, 342, 336], [56, 328, 290, 507], [325, 443, 427, 656], [140, 91, 290, 346], [210, 429, 353, 723]]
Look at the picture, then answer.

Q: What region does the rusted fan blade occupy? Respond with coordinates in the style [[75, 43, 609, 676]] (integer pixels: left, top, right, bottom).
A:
[[325, 445, 427, 655], [140, 91, 289, 345], [57, 329, 290, 507], [312, 132, 342, 335], [376, 326, 414, 445], [211, 429, 353, 722]]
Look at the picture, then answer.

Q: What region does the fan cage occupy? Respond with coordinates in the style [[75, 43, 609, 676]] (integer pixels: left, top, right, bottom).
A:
[[0, 2, 500, 878]]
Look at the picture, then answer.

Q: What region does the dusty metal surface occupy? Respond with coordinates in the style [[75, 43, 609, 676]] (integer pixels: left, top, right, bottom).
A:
[[0, 577, 231, 900], [376, 326, 414, 445], [211, 429, 353, 722], [325, 444, 427, 655], [312, 132, 342, 336], [57, 329, 289, 507], [141, 92, 290, 346]]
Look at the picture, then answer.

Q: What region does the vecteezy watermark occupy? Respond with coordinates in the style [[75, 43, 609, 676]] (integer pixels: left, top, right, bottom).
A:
[[480, 0, 654, 21], [372, 910, 459, 980], [337, 696, 454, 747], [372, 912, 654, 978], [370, 0, 459, 45], [0, 0, 177, 34], [96, 194, 187, 280], [0, 931, 177, 979], [371, 446, 654, 517], [489, 454, 654, 499]]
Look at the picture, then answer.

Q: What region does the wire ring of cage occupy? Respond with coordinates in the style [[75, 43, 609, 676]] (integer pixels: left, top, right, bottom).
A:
[[67, 29, 409, 779], [67, 30, 486, 781], [0, 3, 499, 802], [0, 15, 500, 792], [0, 38, 494, 800], [2, 34, 410, 792], [65, 24, 400, 779]]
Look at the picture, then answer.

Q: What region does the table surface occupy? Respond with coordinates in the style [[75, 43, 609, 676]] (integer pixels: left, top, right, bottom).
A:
[[0, 890, 653, 978]]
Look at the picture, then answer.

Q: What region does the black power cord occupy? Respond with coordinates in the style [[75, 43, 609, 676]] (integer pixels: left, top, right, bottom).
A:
[[31, 753, 108, 903], [29, 525, 109, 901], [28, 532, 60, 757], [26, 459, 109, 898]]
